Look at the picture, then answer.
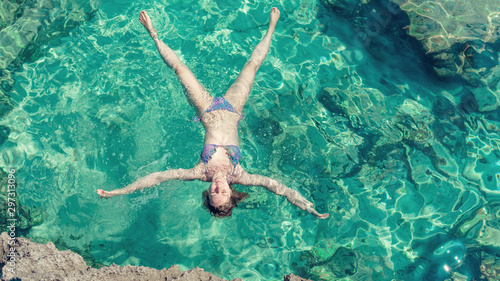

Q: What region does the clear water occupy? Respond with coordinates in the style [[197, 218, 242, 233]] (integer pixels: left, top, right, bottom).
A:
[[1, 0, 499, 280]]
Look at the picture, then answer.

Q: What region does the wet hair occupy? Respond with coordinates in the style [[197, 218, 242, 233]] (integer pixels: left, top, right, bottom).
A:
[[202, 183, 249, 218]]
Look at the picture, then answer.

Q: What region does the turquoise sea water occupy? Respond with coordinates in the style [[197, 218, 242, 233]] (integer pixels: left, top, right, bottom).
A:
[[1, 0, 499, 280]]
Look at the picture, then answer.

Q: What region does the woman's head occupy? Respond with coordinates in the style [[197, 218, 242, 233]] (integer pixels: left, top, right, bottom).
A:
[[208, 176, 232, 207], [202, 176, 248, 217]]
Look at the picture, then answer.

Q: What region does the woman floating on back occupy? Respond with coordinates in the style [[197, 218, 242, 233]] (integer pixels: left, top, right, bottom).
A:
[[97, 8, 329, 219]]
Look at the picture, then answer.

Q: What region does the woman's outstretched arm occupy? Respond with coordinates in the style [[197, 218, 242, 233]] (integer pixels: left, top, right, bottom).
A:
[[234, 171, 329, 219], [97, 164, 204, 198]]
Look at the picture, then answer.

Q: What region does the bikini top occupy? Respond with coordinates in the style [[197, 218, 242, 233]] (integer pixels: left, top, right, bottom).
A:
[[201, 144, 241, 166], [192, 97, 244, 122], [200, 144, 241, 181]]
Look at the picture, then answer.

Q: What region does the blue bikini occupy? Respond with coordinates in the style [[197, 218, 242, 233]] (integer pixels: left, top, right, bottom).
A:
[[192, 97, 244, 122], [194, 97, 243, 171], [201, 144, 241, 166]]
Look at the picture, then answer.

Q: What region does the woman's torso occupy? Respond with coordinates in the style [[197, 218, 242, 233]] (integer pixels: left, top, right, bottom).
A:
[[196, 99, 243, 180], [199, 96, 242, 146]]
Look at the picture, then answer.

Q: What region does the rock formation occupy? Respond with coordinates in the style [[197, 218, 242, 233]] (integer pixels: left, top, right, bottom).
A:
[[392, 0, 500, 86], [0, 0, 100, 70], [0, 169, 43, 234], [0, 232, 311, 281], [320, 0, 500, 87]]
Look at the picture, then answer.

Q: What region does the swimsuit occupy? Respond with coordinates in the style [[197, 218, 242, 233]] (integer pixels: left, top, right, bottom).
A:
[[195, 97, 243, 177], [192, 97, 244, 122], [200, 144, 241, 181], [201, 144, 241, 166]]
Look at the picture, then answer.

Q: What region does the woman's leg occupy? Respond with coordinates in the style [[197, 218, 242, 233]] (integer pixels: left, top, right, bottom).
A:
[[139, 11, 212, 115], [224, 7, 280, 113]]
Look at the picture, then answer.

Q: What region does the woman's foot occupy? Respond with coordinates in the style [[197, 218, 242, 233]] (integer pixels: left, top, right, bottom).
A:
[[139, 10, 157, 39], [268, 7, 280, 34]]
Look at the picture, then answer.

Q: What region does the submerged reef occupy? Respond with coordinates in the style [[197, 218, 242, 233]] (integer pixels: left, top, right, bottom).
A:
[[0, 0, 100, 101], [292, 241, 359, 280], [393, 0, 500, 87], [321, 0, 500, 87], [0, 232, 311, 281], [0, 168, 42, 233], [305, 85, 500, 280], [312, 3, 500, 279], [0, 0, 101, 171], [247, 78, 500, 279], [0, 0, 100, 70]]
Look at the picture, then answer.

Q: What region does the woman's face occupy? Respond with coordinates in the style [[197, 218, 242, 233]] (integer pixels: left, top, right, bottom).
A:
[[209, 176, 232, 207]]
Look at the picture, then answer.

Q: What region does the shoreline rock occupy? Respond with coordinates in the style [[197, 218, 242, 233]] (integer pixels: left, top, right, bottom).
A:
[[0, 232, 311, 281]]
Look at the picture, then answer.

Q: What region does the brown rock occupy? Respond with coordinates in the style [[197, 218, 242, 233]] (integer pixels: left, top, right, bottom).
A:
[[0, 232, 238, 281], [284, 273, 313, 281], [0, 232, 304, 281]]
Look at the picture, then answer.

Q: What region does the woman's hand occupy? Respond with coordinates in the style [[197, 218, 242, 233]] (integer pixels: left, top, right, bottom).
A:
[[96, 189, 114, 198], [308, 206, 330, 219], [235, 171, 330, 219], [286, 192, 329, 219], [139, 10, 157, 39]]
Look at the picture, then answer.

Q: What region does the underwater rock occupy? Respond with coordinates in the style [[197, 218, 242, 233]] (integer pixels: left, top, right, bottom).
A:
[[479, 252, 500, 281], [0, 168, 43, 233], [0, 0, 28, 31], [469, 86, 500, 112], [0, 0, 100, 70], [316, 86, 399, 177], [270, 120, 363, 178], [284, 274, 313, 281], [320, 0, 362, 17], [0, 125, 10, 146], [321, 0, 500, 86], [476, 201, 500, 252], [0, 91, 14, 118], [477, 225, 500, 252], [395, 99, 434, 143], [455, 208, 487, 239], [292, 242, 359, 280], [0, 232, 309, 280], [392, 0, 500, 86]]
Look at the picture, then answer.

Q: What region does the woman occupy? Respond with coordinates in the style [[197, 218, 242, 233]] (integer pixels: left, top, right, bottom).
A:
[[97, 8, 329, 219]]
